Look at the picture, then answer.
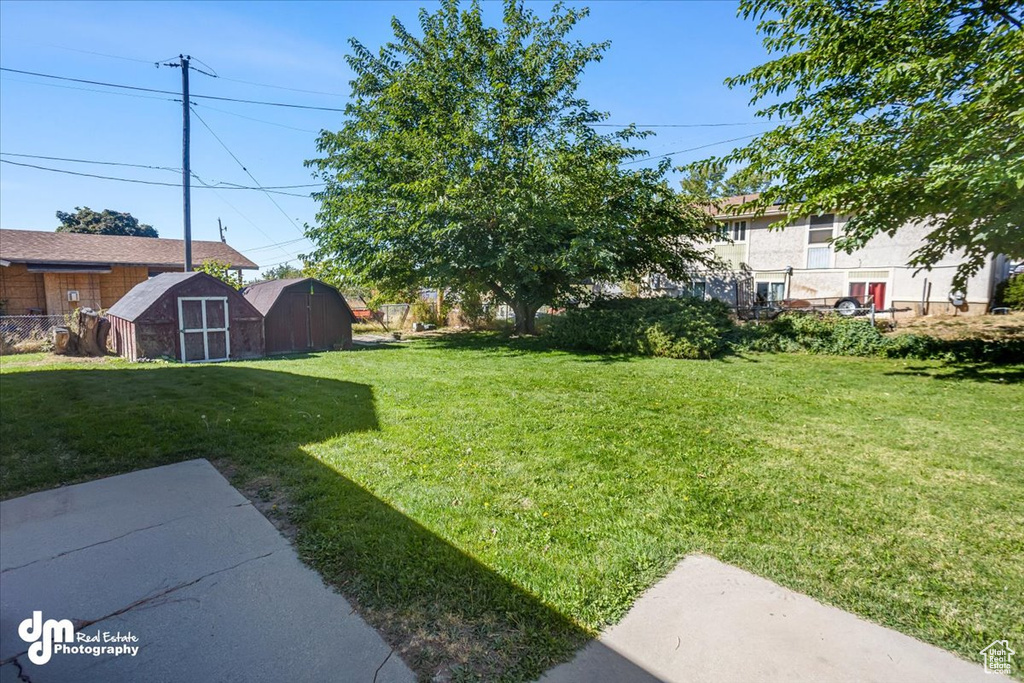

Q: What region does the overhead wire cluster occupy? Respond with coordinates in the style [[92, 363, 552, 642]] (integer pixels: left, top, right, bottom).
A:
[[1, 52, 775, 259]]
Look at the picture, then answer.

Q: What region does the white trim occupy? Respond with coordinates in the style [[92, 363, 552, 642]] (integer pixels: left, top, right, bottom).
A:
[[803, 215, 837, 269], [177, 296, 230, 363]]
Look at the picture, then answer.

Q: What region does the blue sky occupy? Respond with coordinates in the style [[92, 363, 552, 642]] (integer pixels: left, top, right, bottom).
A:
[[0, 0, 775, 274]]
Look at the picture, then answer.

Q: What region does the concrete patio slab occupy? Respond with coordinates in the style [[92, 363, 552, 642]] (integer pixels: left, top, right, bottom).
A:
[[0, 459, 413, 683], [540, 554, 1005, 683]]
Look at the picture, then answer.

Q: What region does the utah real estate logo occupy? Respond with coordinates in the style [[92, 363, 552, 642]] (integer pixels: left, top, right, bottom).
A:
[[981, 639, 1015, 676]]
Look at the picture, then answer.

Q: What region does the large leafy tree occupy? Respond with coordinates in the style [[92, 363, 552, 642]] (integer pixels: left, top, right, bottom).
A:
[[307, 0, 718, 334], [678, 161, 771, 200], [56, 207, 158, 238], [719, 0, 1023, 287]]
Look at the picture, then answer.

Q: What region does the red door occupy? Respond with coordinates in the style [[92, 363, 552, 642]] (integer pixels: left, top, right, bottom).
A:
[[849, 282, 866, 302], [868, 282, 886, 309]]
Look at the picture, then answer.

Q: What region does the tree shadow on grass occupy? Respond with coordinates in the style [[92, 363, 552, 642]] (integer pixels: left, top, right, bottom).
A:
[[882, 362, 1024, 384], [0, 365, 663, 682], [416, 331, 648, 364]]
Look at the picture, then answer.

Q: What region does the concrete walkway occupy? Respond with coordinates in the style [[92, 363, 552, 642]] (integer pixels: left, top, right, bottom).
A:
[[540, 554, 1005, 683], [0, 459, 413, 683]]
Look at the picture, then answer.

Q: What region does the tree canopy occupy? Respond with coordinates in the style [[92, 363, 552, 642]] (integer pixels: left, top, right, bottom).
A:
[[678, 161, 772, 200], [56, 207, 158, 238], [306, 0, 718, 333], [261, 263, 304, 281], [718, 0, 1023, 287]]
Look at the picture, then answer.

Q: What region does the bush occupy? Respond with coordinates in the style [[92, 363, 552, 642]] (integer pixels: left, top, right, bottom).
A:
[[546, 297, 734, 359], [734, 312, 1024, 363], [455, 289, 496, 329], [996, 273, 1024, 310]]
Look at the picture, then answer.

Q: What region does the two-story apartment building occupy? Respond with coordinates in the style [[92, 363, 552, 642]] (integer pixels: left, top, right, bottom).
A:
[[656, 195, 1011, 316]]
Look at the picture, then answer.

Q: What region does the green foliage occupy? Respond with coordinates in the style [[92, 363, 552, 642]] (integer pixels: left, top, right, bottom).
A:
[[196, 260, 242, 289], [410, 298, 450, 327], [56, 207, 158, 238], [261, 263, 303, 281], [306, 0, 720, 334], [546, 297, 734, 359], [455, 287, 496, 329], [678, 161, 771, 200], [737, 313, 1024, 363], [996, 273, 1024, 309], [718, 0, 1024, 289]]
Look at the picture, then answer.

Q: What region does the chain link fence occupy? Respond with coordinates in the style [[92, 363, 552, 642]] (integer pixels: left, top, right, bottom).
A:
[[0, 315, 67, 354]]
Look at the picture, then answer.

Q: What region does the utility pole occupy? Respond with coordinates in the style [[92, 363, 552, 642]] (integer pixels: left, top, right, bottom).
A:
[[218, 218, 227, 243], [180, 55, 192, 272]]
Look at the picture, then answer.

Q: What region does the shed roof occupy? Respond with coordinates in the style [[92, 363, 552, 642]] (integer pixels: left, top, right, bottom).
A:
[[106, 272, 221, 322], [242, 277, 355, 319], [0, 229, 258, 269]]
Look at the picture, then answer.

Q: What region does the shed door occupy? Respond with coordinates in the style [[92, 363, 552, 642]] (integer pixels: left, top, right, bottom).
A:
[[178, 297, 230, 362]]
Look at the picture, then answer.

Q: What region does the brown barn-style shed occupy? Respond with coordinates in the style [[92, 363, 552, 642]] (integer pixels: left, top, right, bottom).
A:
[[107, 272, 264, 362], [242, 278, 355, 354]]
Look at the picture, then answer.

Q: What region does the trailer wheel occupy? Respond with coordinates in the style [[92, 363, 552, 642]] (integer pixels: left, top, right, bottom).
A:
[[834, 297, 861, 317]]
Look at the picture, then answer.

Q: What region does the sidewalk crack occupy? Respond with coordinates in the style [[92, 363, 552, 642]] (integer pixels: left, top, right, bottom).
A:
[[372, 648, 395, 683]]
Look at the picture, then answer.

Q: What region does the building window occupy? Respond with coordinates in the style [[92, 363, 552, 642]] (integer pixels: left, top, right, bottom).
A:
[[714, 221, 747, 243], [755, 281, 785, 304], [682, 281, 706, 299], [807, 214, 834, 268]]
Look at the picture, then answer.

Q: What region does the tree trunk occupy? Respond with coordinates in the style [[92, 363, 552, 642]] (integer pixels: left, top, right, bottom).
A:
[[512, 301, 541, 335], [76, 308, 105, 356]]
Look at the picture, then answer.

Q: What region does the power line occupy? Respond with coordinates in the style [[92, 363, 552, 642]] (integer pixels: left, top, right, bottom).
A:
[[245, 236, 310, 252], [1, 158, 316, 197], [47, 44, 348, 97], [1, 159, 187, 188], [2, 67, 778, 129], [192, 101, 322, 134], [47, 44, 158, 64], [620, 133, 762, 166], [0, 67, 348, 112], [1, 152, 179, 173], [216, 75, 347, 98], [589, 122, 776, 129], [198, 185, 298, 263], [0, 75, 182, 103], [190, 106, 307, 236]]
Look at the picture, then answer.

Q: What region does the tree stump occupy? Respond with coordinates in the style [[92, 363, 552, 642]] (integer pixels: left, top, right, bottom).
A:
[[97, 318, 111, 353], [52, 327, 73, 355], [76, 308, 105, 356]]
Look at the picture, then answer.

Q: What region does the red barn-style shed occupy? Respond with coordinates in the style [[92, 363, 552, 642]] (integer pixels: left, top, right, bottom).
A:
[[106, 272, 264, 362], [242, 278, 355, 354]]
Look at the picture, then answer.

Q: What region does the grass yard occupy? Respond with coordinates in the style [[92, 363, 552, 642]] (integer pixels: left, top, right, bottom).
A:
[[2, 336, 1022, 681]]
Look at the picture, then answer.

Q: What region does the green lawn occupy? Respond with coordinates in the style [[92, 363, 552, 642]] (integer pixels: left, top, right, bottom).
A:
[[2, 337, 1022, 681]]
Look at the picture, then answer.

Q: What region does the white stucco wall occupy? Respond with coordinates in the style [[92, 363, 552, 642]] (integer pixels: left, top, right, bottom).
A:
[[695, 214, 1003, 313]]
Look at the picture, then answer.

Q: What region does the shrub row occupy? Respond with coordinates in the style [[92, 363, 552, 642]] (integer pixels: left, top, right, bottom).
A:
[[545, 297, 734, 359], [734, 313, 1024, 363], [546, 299, 1023, 363]]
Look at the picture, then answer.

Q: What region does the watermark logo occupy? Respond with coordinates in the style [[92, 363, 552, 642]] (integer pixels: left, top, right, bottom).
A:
[[18, 611, 74, 665], [981, 640, 1015, 675], [17, 611, 140, 666]]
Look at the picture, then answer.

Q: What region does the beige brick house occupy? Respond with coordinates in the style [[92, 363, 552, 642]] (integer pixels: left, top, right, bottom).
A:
[[657, 195, 1012, 316], [0, 229, 258, 316]]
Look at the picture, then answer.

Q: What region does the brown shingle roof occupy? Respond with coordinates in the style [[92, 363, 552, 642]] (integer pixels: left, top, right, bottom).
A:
[[0, 229, 258, 269], [704, 193, 789, 218]]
